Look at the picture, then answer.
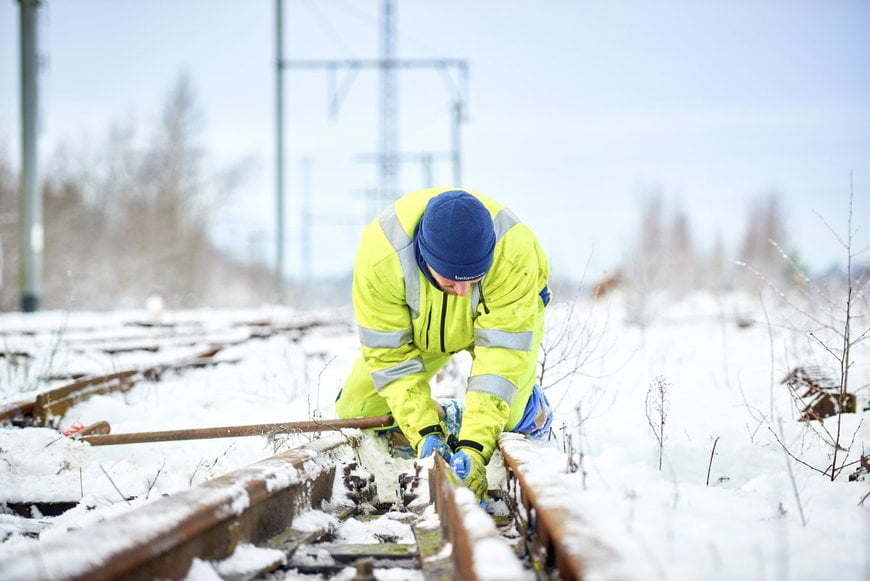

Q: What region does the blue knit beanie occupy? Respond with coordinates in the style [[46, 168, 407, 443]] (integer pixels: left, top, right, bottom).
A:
[[417, 190, 496, 281]]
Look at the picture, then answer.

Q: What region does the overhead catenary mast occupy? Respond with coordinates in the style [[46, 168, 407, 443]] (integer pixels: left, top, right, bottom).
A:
[[380, 0, 399, 206], [276, 0, 469, 284]]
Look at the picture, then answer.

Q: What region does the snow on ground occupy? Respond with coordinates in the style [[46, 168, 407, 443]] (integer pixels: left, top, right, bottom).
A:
[[0, 292, 868, 580]]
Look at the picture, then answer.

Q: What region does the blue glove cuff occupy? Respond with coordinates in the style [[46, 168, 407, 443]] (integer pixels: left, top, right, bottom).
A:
[[419, 434, 452, 461], [450, 450, 472, 480]]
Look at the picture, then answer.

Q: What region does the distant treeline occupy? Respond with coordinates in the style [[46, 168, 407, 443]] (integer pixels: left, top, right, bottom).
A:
[[0, 75, 315, 312], [612, 192, 809, 325]]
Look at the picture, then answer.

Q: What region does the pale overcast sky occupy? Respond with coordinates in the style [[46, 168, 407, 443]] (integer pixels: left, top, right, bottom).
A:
[[2, 1, 869, 282]]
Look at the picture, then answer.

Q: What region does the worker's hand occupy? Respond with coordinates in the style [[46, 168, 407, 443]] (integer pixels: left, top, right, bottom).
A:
[[451, 448, 488, 502], [418, 434, 452, 461]]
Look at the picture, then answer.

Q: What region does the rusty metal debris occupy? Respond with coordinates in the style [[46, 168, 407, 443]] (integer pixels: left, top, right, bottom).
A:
[[781, 366, 857, 421]]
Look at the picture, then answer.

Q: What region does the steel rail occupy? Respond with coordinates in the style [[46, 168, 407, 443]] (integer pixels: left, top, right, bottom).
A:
[[0, 398, 35, 423], [1, 369, 142, 425], [30, 369, 139, 426], [1, 318, 343, 426], [0, 436, 349, 580], [429, 455, 526, 581], [2, 345, 228, 427], [499, 435, 626, 581], [0, 428, 625, 580]]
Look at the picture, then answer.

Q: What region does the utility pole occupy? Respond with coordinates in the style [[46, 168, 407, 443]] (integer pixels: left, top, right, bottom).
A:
[[19, 0, 42, 312], [274, 0, 286, 304]]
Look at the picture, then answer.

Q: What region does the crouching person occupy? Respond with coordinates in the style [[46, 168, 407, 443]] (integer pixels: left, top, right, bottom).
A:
[[336, 188, 553, 503]]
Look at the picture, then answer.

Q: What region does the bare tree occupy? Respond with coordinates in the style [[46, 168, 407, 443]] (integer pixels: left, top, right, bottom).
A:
[[666, 205, 696, 295], [706, 232, 729, 293], [0, 73, 276, 311], [737, 192, 790, 290], [624, 192, 665, 327], [813, 182, 869, 480]]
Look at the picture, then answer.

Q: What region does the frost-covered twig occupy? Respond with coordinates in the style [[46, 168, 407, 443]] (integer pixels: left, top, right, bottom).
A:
[[144, 457, 167, 500], [537, 257, 634, 423], [645, 375, 670, 471], [706, 436, 720, 486], [777, 421, 807, 526], [831, 419, 864, 481], [570, 402, 587, 488], [760, 292, 776, 419], [734, 260, 830, 333], [100, 464, 132, 506], [311, 354, 337, 422], [189, 445, 235, 484], [768, 427, 826, 477], [539, 293, 621, 392]]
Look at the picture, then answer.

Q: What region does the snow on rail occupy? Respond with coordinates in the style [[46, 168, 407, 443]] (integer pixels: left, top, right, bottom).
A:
[[0, 435, 347, 580], [499, 432, 636, 581]]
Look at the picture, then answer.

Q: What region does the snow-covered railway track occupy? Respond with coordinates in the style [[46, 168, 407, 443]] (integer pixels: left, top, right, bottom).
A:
[[1, 309, 625, 580], [0, 346, 226, 426], [0, 432, 620, 580], [0, 314, 351, 428], [0, 436, 346, 580]]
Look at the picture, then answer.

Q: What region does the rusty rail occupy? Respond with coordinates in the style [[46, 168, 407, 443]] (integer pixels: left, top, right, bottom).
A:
[[0, 436, 348, 580], [32, 369, 140, 426], [499, 434, 627, 581], [429, 455, 526, 581], [1, 317, 344, 427], [1, 346, 228, 427], [0, 398, 35, 423]]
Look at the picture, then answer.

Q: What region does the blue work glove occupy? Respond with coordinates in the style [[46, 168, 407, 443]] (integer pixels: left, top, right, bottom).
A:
[[450, 448, 488, 505], [418, 434, 452, 461]]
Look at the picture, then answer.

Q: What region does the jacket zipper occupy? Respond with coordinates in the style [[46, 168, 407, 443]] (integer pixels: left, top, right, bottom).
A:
[[425, 308, 433, 350], [439, 292, 448, 353], [477, 281, 490, 314]]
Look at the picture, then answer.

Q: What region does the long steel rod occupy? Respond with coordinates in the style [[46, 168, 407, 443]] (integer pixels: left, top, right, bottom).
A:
[[81, 415, 394, 446]]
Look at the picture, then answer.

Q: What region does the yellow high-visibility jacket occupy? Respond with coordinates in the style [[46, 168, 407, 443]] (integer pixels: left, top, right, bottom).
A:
[[352, 188, 550, 462]]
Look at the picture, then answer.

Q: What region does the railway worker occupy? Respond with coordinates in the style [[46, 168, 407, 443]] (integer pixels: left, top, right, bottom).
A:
[[335, 187, 553, 502]]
